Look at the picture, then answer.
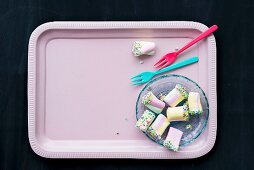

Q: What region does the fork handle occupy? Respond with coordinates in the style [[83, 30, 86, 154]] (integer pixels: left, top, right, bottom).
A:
[[155, 57, 199, 75], [176, 25, 218, 55]]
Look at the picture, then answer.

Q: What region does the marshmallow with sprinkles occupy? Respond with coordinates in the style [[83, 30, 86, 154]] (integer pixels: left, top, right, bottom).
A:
[[142, 91, 165, 114], [163, 127, 183, 152], [135, 110, 156, 132], [132, 41, 156, 57], [163, 84, 188, 107], [146, 114, 170, 141], [188, 92, 203, 115], [166, 103, 189, 121]]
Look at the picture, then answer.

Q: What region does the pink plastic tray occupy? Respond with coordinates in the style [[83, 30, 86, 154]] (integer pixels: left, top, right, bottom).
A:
[[28, 21, 217, 159]]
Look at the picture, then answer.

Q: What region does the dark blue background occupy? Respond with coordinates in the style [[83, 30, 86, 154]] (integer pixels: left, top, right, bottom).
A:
[[0, 0, 253, 169]]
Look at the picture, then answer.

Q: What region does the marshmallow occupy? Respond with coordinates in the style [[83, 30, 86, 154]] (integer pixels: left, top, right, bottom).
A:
[[163, 84, 188, 107], [142, 91, 165, 114], [146, 114, 170, 140], [188, 92, 203, 115], [166, 104, 189, 121], [163, 127, 183, 151], [132, 41, 155, 57], [136, 110, 156, 132]]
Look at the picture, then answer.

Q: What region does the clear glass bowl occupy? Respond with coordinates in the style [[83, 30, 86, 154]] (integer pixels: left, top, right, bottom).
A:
[[136, 74, 209, 147]]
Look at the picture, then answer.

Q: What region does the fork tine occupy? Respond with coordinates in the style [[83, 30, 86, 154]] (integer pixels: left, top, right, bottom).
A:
[[157, 62, 169, 70], [154, 57, 166, 67], [155, 60, 167, 69], [131, 76, 143, 82], [131, 74, 141, 79], [132, 81, 144, 86]]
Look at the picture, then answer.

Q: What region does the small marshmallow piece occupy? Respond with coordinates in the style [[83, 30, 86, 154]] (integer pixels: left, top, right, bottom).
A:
[[132, 41, 155, 57], [163, 127, 183, 151], [135, 110, 156, 132], [186, 124, 192, 130]]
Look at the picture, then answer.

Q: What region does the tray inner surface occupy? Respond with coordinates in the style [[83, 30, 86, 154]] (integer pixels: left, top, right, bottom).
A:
[[35, 28, 209, 152]]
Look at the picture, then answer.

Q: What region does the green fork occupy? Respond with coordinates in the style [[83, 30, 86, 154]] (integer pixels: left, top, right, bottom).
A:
[[131, 56, 199, 85]]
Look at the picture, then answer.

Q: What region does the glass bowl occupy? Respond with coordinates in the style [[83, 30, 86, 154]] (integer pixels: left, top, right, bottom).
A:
[[135, 74, 209, 147]]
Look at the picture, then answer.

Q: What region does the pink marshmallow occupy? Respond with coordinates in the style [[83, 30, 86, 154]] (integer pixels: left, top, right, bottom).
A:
[[165, 127, 183, 149]]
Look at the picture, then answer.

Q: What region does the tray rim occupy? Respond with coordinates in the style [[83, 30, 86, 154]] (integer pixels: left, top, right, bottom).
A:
[[28, 21, 217, 159]]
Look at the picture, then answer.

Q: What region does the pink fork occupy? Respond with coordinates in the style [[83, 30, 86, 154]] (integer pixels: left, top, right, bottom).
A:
[[154, 25, 218, 69]]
